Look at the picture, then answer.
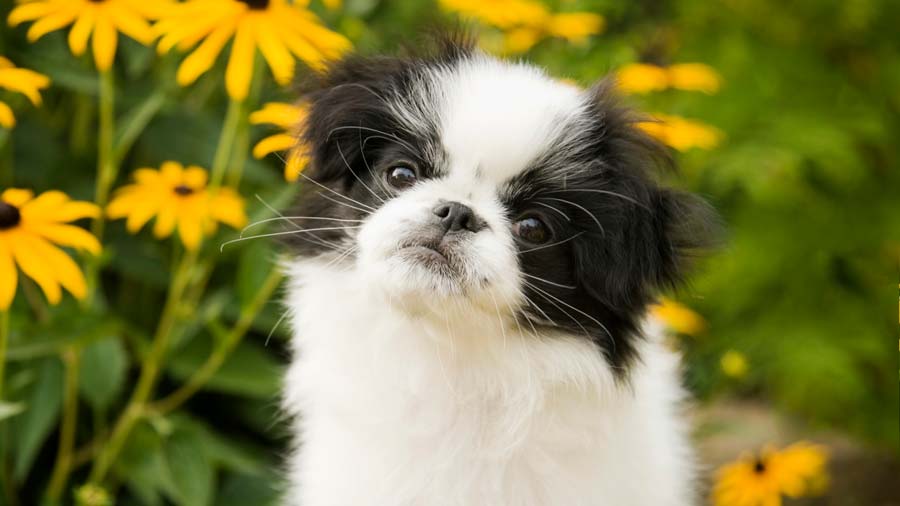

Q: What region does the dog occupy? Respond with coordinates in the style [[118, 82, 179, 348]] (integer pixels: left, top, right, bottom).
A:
[[280, 36, 715, 506]]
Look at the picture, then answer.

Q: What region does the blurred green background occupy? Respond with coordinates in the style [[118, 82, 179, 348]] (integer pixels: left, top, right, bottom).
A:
[[0, 0, 898, 505]]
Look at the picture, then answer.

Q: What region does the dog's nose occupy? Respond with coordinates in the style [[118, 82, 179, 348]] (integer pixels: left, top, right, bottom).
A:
[[432, 201, 483, 233]]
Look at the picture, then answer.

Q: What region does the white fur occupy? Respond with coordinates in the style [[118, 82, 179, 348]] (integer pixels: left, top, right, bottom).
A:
[[281, 56, 697, 505]]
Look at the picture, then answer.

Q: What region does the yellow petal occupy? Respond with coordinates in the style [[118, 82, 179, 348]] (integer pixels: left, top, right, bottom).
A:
[[616, 63, 669, 94], [545, 13, 605, 41], [0, 101, 14, 129], [153, 205, 176, 239], [25, 4, 79, 42], [107, 2, 155, 45], [0, 238, 17, 310], [182, 166, 208, 189], [209, 188, 247, 229], [249, 102, 305, 128], [30, 223, 102, 255], [159, 161, 185, 185], [46, 201, 101, 223], [177, 212, 203, 251], [68, 7, 96, 56], [253, 133, 296, 159], [278, 27, 327, 70], [0, 69, 51, 105], [1, 189, 34, 207], [667, 63, 721, 94], [106, 189, 145, 219], [8, 2, 57, 27], [26, 233, 88, 301], [175, 19, 236, 86], [284, 150, 308, 182], [92, 11, 118, 71], [123, 196, 159, 233], [10, 230, 62, 305], [256, 27, 295, 86], [19, 190, 68, 220], [225, 18, 257, 101]]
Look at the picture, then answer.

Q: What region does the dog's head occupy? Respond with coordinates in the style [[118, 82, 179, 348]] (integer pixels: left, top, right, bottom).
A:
[[286, 37, 716, 372]]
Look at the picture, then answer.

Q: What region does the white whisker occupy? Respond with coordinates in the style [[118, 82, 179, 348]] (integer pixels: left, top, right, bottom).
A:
[[538, 197, 605, 235], [522, 273, 576, 290], [518, 232, 585, 254]]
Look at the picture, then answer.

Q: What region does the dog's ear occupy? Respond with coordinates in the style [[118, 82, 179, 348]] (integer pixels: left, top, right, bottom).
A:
[[572, 81, 721, 314]]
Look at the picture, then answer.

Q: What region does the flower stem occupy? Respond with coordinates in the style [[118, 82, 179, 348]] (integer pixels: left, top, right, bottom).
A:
[[44, 346, 81, 504], [209, 99, 244, 190], [88, 248, 198, 484], [92, 69, 117, 239], [150, 268, 283, 415]]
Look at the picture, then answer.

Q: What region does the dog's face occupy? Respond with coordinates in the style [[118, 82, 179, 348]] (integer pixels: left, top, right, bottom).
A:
[[288, 40, 714, 372]]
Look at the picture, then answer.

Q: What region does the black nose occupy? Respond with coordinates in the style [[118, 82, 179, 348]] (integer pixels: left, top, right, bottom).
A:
[[432, 201, 483, 233]]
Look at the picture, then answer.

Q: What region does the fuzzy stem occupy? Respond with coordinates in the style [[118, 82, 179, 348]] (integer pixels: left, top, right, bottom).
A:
[[91, 69, 117, 240], [150, 268, 283, 414], [44, 346, 81, 504], [0, 311, 8, 401], [88, 248, 198, 484]]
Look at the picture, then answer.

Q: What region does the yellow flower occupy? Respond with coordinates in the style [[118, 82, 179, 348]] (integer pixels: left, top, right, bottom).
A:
[[0, 188, 101, 310], [617, 62, 721, 94], [106, 162, 248, 251], [250, 102, 309, 182], [638, 113, 723, 151], [155, 0, 351, 101], [545, 13, 605, 43], [650, 297, 707, 335], [720, 350, 748, 378], [713, 442, 828, 506], [7, 0, 167, 71], [0, 56, 50, 129], [439, 0, 549, 30], [322, 0, 342, 10]]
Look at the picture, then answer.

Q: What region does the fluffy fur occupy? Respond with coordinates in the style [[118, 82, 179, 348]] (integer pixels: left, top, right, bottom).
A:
[[279, 37, 715, 506]]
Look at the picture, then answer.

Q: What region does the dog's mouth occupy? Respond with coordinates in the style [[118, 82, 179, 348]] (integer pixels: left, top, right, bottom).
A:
[[396, 237, 458, 272]]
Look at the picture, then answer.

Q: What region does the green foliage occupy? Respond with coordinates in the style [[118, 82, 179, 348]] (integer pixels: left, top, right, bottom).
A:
[[0, 0, 897, 505]]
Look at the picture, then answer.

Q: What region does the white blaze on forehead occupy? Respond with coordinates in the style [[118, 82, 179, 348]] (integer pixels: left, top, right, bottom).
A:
[[435, 56, 585, 185]]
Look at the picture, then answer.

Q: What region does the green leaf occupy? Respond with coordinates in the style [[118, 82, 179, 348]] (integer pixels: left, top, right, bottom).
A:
[[166, 337, 282, 399], [79, 337, 128, 412], [171, 415, 264, 475], [116, 422, 178, 506], [214, 471, 280, 506], [0, 401, 25, 421], [12, 358, 63, 480], [165, 430, 216, 506]]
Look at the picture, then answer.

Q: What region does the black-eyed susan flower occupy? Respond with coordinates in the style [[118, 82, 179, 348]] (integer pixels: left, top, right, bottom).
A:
[[7, 0, 167, 71], [0, 188, 101, 310], [250, 102, 308, 182], [0, 56, 50, 129], [650, 297, 707, 335], [617, 62, 722, 94], [155, 0, 351, 101], [713, 442, 828, 506], [106, 162, 247, 251], [638, 113, 723, 151]]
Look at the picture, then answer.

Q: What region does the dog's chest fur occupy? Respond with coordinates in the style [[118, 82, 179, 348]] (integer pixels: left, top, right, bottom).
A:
[[282, 264, 696, 506]]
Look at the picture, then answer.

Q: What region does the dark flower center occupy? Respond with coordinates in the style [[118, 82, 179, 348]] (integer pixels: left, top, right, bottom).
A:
[[239, 0, 270, 9], [0, 202, 22, 230], [173, 185, 195, 196], [753, 458, 767, 474]]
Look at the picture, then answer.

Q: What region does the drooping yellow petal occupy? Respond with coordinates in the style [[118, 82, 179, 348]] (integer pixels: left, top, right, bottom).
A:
[[123, 196, 160, 233], [44, 201, 101, 223], [0, 69, 51, 105], [0, 101, 14, 129], [209, 188, 247, 229], [1, 189, 35, 207], [25, 3, 80, 42], [176, 211, 203, 250], [68, 6, 96, 56], [10, 230, 62, 305], [175, 19, 237, 86], [27, 234, 88, 301], [92, 10, 118, 71], [257, 26, 295, 86], [284, 150, 308, 182], [224, 18, 257, 101], [153, 205, 177, 238], [253, 133, 296, 159], [30, 223, 102, 255], [616, 63, 669, 94], [107, 2, 156, 45], [0, 239, 17, 310]]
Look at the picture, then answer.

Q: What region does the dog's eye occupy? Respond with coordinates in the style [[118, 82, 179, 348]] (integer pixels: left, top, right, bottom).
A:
[[385, 166, 417, 190], [513, 216, 551, 244]]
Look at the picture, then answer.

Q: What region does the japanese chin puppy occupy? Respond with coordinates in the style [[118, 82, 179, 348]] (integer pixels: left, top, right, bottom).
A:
[[280, 36, 716, 506]]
